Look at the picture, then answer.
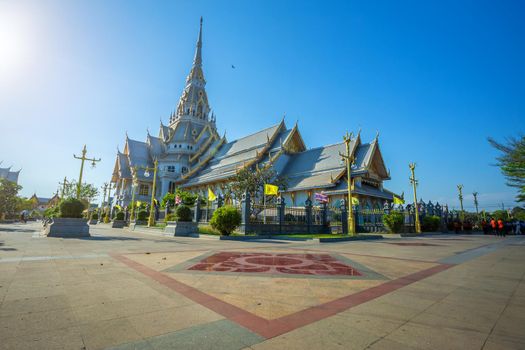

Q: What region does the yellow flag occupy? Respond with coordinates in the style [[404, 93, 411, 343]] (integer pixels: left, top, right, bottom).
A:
[[393, 196, 405, 205], [264, 184, 279, 196], [208, 188, 217, 201], [351, 197, 359, 205]]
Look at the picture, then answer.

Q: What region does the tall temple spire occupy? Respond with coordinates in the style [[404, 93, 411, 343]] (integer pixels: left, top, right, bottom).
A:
[[193, 17, 203, 67], [186, 17, 205, 84], [172, 17, 211, 125]]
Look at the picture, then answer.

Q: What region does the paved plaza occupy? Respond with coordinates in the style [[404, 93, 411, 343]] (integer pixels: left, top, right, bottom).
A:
[[0, 223, 524, 350]]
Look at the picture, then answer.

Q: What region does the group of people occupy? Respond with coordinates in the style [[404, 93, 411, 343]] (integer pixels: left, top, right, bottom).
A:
[[481, 218, 523, 236]]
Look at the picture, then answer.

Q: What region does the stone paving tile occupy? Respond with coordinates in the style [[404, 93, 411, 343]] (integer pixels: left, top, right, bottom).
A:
[[483, 334, 525, 350], [365, 337, 423, 350], [250, 316, 381, 350], [0, 326, 85, 350], [78, 317, 144, 350], [107, 319, 264, 350], [0, 307, 77, 339], [0, 294, 71, 317], [126, 303, 224, 339], [384, 322, 487, 350]]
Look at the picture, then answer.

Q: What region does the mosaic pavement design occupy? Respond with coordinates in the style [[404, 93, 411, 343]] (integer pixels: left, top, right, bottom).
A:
[[187, 252, 363, 276], [113, 250, 453, 339]]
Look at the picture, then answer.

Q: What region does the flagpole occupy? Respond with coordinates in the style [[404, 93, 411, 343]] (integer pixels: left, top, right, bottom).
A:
[[263, 194, 266, 224]]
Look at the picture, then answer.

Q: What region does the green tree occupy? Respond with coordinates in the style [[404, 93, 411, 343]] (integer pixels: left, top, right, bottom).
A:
[[489, 136, 525, 203], [227, 166, 287, 203], [16, 197, 35, 212], [0, 179, 23, 219], [62, 180, 99, 202]]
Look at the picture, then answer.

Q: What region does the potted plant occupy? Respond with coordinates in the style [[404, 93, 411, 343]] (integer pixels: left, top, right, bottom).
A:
[[112, 211, 126, 228], [164, 205, 198, 236], [44, 198, 90, 237], [89, 212, 99, 225]]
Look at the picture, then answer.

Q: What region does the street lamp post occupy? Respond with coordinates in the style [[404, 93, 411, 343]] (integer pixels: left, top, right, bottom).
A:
[[409, 163, 421, 233], [129, 181, 137, 221], [457, 185, 465, 222], [339, 132, 356, 235], [73, 145, 101, 199], [134, 159, 159, 227], [104, 182, 113, 223]]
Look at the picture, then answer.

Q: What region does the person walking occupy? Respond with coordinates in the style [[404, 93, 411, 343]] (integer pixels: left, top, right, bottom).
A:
[[481, 219, 488, 235], [497, 218, 504, 237], [490, 218, 497, 235], [514, 220, 522, 235]]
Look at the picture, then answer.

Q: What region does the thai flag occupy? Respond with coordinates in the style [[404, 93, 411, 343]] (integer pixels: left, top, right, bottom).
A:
[[315, 192, 328, 203]]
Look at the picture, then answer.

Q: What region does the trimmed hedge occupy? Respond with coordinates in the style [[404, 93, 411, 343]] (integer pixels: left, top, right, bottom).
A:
[[175, 205, 192, 222], [137, 210, 148, 221], [422, 215, 440, 232], [59, 198, 85, 218], [115, 211, 125, 220], [383, 211, 404, 233], [210, 206, 241, 236]]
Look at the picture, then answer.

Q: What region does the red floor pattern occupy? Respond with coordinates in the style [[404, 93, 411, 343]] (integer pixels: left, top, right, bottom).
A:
[[188, 252, 362, 276]]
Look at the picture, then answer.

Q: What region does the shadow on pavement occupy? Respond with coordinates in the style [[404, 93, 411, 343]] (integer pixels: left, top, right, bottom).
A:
[[80, 236, 142, 241], [0, 227, 38, 233]]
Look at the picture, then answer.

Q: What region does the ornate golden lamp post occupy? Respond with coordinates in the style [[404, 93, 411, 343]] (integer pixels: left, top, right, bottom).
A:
[[457, 184, 465, 222], [472, 191, 479, 219], [409, 163, 421, 233], [102, 182, 111, 223], [134, 159, 158, 227], [339, 132, 356, 235], [129, 180, 137, 221], [73, 145, 101, 199]]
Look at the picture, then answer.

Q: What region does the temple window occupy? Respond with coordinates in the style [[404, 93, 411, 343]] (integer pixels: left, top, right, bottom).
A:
[[167, 166, 175, 173], [181, 166, 188, 174], [139, 184, 149, 196]]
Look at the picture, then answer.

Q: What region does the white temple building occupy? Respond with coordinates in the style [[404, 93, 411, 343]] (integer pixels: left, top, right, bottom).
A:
[[112, 18, 396, 210]]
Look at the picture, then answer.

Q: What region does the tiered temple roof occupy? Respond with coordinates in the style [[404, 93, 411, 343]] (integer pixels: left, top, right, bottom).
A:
[[0, 162, 20, 184]]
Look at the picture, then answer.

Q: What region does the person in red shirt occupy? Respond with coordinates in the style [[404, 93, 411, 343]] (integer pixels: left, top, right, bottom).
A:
[[490, 218, 497, 235], [497, 219, 504, 237]]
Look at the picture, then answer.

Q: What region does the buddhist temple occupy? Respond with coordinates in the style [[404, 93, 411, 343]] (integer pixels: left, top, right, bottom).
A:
[[111, 18, 396, 210]]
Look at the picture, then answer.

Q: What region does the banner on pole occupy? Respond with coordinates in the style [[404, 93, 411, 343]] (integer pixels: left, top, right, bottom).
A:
[[208, 188, 217, 201], [264, 184, 279, 196], [393, 196, 405, 205], [314, 192, 328, 203]]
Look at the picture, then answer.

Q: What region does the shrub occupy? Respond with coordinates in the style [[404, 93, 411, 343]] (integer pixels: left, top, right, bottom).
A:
[[137, 210, 148, 221], [59, 198, 85, 218], [91, 212, 99, 220], [165, 213, 177, 222], [210, 205, 241, 236], [115, 211, 125, 220], [175, 205, 192, 222], [422, 215, 440, 232], [382, 211, 404, 233], [43, 206, 60, 219]]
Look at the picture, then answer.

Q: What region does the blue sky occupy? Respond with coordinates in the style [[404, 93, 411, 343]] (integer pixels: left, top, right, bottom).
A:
[[0, 0, 523, 211]]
